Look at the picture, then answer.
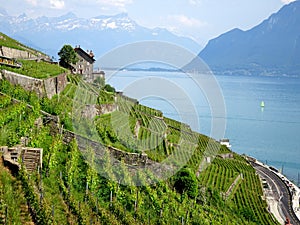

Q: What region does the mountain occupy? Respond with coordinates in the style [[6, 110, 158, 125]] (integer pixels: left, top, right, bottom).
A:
[[0, 11, 201, 61], [197, 1, 300, 76]]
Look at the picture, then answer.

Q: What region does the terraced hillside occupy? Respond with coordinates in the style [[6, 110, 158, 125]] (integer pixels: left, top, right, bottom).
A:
[[0, 33, 279, 225], [0, 158, 34, 225], [0, 74, 280, 224], [0, 59, 67, 79]]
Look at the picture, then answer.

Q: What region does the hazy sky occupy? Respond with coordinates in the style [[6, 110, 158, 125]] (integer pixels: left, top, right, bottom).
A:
[[0, 0, 296, 46]]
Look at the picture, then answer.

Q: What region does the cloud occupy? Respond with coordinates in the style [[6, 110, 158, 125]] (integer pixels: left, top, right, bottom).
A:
[[50, 0, 65, 9], [95, 0, 133, 8], [168, 15, 207, 28], [26, 0, 38, 6], [188, 0, 201, 5], [281, 0, 296, 4]]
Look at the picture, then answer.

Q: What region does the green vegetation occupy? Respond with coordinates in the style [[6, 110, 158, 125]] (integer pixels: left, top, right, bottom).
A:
[[0, 59, 67, 79], [103, 84, 116, 93], [58, 45, 78, 69], [174, 167, 198, 198], [0, 160, 34, 225], [0, 75, 280, 224], [198, 156, 278, 224]]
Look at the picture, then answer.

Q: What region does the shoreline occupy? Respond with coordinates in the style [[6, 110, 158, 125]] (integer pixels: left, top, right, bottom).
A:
[[246, 156, 300, 224]]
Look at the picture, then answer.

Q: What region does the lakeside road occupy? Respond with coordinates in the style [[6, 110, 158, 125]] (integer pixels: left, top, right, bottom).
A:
[[251, 162, 300, 225]]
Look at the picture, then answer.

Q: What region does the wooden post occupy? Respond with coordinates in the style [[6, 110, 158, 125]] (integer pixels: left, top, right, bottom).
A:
[[4, 205, 8, 225], [67, 186, 70, 210], [96, 197, 99, 214], [85, 182, 89, 203], [160, 203, 163, 218], [52, 205, 55, 218], [134, 189, 139, 213], [110, 190, 113, 207], [40, 191, 43, 206], [185, 210, 189, 224]]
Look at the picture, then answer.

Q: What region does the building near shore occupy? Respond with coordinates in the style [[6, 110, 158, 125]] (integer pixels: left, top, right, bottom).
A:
[[74, 46, 95, 79]]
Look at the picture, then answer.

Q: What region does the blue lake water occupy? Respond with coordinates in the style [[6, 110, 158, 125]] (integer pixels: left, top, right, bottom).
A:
[[106, 70, 300, 183]]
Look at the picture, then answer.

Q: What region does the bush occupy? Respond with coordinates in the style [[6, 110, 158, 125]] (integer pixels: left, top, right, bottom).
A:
[[173, 167, 198, 198], [103, 84, 115, 93]]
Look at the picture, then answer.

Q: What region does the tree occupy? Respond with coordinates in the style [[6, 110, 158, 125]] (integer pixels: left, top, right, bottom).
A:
[[173, 167, 198, 198], [58, 45, 78, 69], [103, 84, 116, 93]]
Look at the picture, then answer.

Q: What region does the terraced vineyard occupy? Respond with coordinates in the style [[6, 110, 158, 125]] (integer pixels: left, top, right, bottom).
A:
[[198, 156, 279, 224], [0, 73, 280, 224], [0, 158, 34, 225]]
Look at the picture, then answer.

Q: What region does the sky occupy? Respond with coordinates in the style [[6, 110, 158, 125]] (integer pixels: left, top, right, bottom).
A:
[[0, 0, 297, 47]]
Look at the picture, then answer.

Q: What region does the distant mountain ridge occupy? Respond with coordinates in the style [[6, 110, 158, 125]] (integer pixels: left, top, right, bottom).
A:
[[0, 10, 201, 61], [198, 1, 300, 76]]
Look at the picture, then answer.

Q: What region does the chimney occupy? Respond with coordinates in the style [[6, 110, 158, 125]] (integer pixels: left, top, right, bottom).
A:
[[89, 50, 94, 58]]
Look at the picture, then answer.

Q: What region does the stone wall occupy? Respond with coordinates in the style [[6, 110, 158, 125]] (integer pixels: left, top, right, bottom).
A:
[[0, 46, 34, 59], [56, 73, 68, 93], [99, 104, 118, 114], [81, 105, 100, 119], [44, 73, 68, 98], [1, 146, 43, 173], [43, 75, 56, 98], [218, 153, 234, 159], [0, 70, 67, 98], [1, 70, 45, 97], [81, 104, 118, 119], [62, 129, 149, 166]]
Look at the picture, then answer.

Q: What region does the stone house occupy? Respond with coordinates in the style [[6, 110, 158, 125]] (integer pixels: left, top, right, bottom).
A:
[[74, 46, 95, 79]]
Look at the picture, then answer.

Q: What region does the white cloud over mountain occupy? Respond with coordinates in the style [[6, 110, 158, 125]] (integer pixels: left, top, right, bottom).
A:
[[96, 0, 133, 8], [281, 0, 296, 4], [50, 0, 65, 9], [26, 0, 38, 6], [168, 15, 206, 27]]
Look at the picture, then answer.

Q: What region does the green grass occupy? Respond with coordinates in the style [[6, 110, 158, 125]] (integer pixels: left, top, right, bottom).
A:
[[0, 32, 45, 56], [0, 59, 67, 79]]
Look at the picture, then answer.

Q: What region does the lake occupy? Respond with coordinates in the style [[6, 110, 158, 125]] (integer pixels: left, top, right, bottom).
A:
[[106, 70, 300, 183]]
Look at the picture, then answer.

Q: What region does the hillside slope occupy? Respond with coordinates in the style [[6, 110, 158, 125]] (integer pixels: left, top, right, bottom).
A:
[[0, 78, 279, 225], [198, 1, 300, 76]]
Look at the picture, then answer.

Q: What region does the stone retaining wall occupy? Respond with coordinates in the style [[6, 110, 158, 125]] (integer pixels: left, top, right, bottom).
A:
[[1, 70, 45, 96], [81, 104, 118, 119], [0, 46, 35, 59], [62, 129, 149, 166], [0, 70, 67, 98], [0, 146, 43, 173]]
